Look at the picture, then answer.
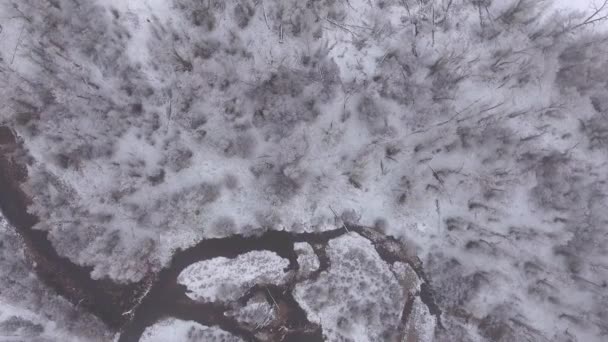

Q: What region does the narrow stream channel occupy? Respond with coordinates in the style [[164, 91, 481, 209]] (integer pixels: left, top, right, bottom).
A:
[[0, 125, 441, 341], [0, 126, 145, 329]]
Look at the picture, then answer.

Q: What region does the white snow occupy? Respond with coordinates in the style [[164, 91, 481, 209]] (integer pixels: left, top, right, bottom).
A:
[[178, 251, 290, 303], [294, 233, 421, 342], [2, 0, 608, 340], [139, 318, 243, 342], [294, 242, 320, 279], [225, 295, 276, 330], [0, 213, 110, 342], [402, 297, 436, 342]]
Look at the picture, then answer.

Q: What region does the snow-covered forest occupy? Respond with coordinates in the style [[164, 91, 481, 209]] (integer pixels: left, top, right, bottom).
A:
[[1, 0, 607, 341]]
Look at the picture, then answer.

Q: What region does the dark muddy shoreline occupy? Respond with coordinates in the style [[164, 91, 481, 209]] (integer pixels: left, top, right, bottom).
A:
[[0, 125, 442, 341]]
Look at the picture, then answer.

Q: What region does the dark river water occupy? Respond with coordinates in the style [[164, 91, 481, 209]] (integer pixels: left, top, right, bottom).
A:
[[0, 125, 440, 342]]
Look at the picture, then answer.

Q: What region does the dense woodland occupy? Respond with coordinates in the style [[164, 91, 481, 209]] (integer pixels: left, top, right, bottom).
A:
[[0, 0, 607, 341]]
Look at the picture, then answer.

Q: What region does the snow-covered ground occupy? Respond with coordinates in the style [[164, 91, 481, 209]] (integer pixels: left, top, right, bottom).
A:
[[140, 318, 243, 342], [0, 213, 111, 341], [553, 0, 600, 12], [1, 0, 608, 341], [293, 233, 429, 342], [174, 229, 430, 341], [178, 251, 289, 303]]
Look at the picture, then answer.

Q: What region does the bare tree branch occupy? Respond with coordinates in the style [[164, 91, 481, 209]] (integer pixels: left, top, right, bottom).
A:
[[571, 0, 608, 30]]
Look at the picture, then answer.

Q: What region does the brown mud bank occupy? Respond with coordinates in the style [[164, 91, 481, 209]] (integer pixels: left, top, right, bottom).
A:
[[0, 125, 442, 341]]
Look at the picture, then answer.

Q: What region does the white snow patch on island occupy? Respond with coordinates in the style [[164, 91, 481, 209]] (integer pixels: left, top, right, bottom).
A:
[[225, 293, 276, 330], [294, 233, 417, 342], [140, 318, 242, 342], [294, 242, 320, 279], [177, 251, 290, 303]]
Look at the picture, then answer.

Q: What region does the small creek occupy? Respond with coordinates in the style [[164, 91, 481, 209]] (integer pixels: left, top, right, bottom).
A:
[[0, 126, 441, 341]]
